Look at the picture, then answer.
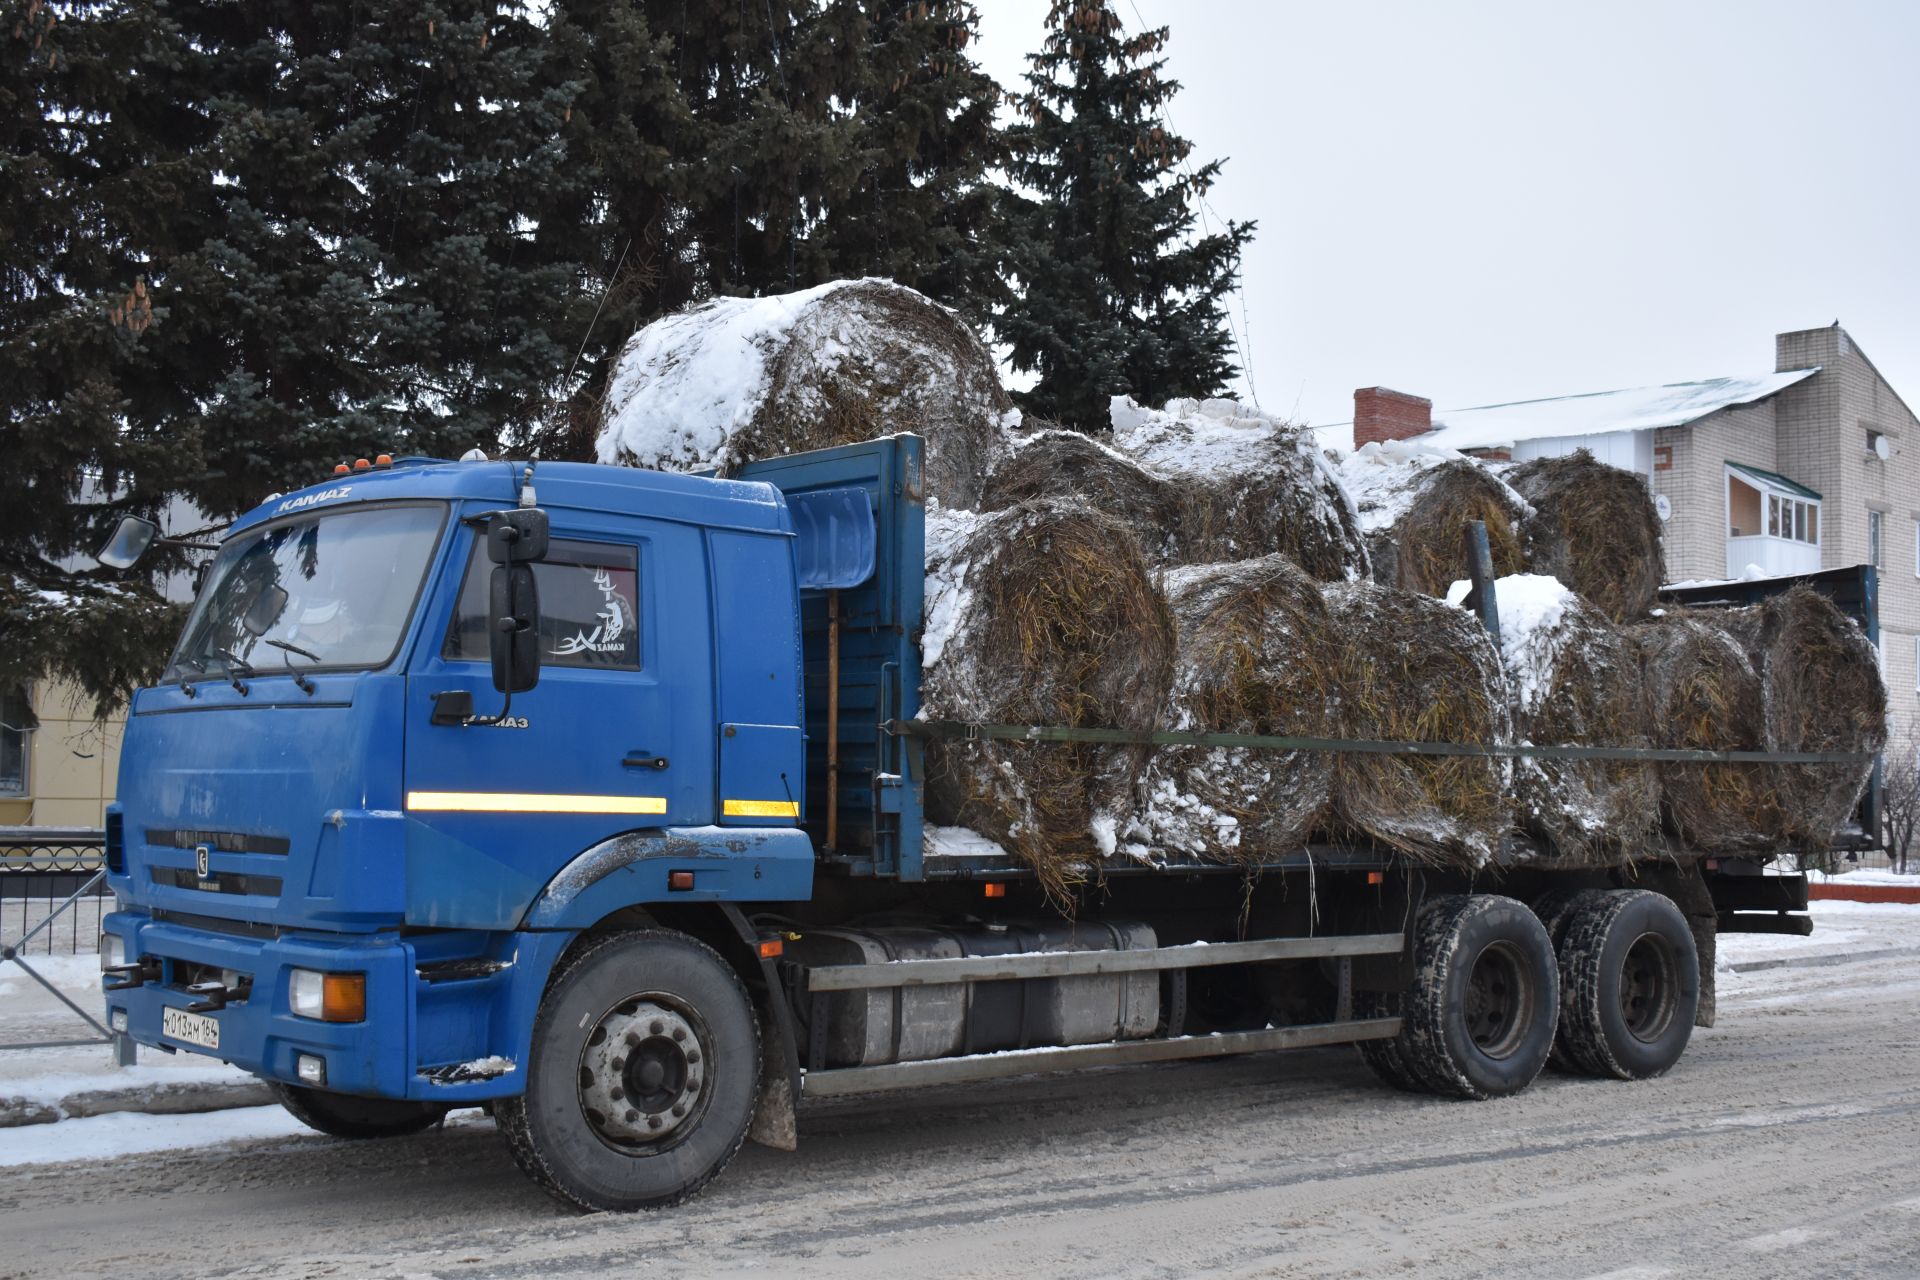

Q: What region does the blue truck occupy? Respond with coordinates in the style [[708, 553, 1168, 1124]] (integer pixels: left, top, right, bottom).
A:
[[93, 436, 1819, 1210]]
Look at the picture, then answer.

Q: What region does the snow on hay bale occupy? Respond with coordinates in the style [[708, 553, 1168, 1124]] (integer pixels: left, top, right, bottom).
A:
[[1336, 439, 1528, 597], [919, 500, 1176, 896], [595, 278, 1013, 508], [1506, 450, 1665, 623], [1323, 581, 1511, 868], [980, 427, 1184, 561], [1109, 396, 1370, 580], [1463, 575, 1656, 863], [1132, 556, 1338, 862]]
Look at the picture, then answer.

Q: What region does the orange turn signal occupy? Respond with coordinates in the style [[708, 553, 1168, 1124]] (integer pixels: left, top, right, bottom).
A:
[[757, 938, 784, 959], [983, 882, 1006, 899], [1366, 871, 1385, 885], [667, 869, 695, 891], [321, 973, 366, 1023]]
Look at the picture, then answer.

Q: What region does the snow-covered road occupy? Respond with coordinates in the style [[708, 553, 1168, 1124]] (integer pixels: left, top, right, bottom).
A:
[[3, 902, 1916, 1279]]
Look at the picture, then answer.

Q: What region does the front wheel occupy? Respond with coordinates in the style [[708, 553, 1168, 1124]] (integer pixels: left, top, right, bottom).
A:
[[270, 1083, 449, 1139], [496, 930, 760, 1212]]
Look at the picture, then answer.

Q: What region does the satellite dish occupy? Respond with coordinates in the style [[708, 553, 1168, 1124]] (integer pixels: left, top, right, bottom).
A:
[[1654, 494, 1672, 521], [1874, 435, 1891, 461]]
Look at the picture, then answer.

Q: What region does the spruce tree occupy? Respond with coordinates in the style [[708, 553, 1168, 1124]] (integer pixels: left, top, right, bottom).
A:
[[1000, 0, 1253, 432]]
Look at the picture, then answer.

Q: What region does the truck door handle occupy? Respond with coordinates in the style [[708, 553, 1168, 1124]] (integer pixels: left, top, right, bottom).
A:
[[623, 753, 669, 770]]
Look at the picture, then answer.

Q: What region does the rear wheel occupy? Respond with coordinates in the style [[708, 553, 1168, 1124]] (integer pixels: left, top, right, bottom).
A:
[[1555, 890, 1698, 1079], [496, 930, 759, 1212], [271, 1084, 449, 1139], [1396, 894, 1558, 1100]]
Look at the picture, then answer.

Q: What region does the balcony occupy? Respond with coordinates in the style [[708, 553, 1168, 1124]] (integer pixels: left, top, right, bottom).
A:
[[1726, 534, 1822, 579]]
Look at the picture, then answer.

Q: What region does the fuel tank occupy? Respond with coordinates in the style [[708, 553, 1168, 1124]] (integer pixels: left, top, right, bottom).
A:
[[790, 919, 1160, 1068]]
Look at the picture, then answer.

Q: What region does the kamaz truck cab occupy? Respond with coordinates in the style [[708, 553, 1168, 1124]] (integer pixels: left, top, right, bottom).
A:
[[100, 451, 836, 1208]]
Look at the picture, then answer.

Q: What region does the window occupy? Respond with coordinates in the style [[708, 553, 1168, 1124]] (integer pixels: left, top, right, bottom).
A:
[[1914, 635, 1919, 693], [446, 538, 641, 670], [1869, 510, 1885, 569], [0, 685, 32, 797]]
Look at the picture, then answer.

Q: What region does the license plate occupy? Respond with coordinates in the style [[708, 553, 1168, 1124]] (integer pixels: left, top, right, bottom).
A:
[[162, 1006, 220, 1051]]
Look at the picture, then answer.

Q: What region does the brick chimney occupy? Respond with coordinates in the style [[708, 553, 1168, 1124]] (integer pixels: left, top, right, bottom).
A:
[[1353, 387, 1432, 448]]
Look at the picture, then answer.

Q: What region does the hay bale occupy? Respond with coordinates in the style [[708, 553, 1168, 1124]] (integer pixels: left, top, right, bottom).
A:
[[1110, 396, 1370, 580], [1507, 450, 1665, 622], [1630, 614, 1778, 853], [1134, 557, 1338, 862], [1323, 582, 1511, 867], [981, 428, 1184, 561], [1336, 440, 1528, 596], [919, 501, 1176, 896], [596, 278, 1012, 508], [1481, 575, 1656, 862]]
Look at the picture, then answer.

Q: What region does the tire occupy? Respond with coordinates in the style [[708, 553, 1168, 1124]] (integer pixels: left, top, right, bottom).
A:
[[495, 930, 760, 1212], [1353, 989, 1428, 1093], [1555, 890, 1698, 1080], [1397, 894, 1559, 1100], [1530, 886, 1596, 1072], [271, 1083, 449, 1139]]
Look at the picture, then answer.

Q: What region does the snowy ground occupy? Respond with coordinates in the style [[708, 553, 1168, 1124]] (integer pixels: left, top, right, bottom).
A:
[[0, 902, 1915, 1278]]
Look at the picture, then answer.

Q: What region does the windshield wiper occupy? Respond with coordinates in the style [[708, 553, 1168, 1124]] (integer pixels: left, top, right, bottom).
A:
[[263, 638, 319, 695], [175, 655, 205, 698], [213, 648, 253, 696]]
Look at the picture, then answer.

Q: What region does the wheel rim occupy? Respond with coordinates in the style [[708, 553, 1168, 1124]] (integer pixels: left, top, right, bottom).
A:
[[1462, 941, 1532, 1059], [577, 995, 714, 1153], [1619, 932, 1679, 1043]]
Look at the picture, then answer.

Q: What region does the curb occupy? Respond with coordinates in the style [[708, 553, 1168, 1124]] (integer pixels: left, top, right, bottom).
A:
[[1727, 944, 1920, 974], [0, 1079, 274, 1129], [1809, 882, 1920, 905]]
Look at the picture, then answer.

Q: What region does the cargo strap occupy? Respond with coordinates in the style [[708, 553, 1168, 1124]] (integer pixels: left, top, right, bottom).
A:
[[883, 719, 1876, 766]]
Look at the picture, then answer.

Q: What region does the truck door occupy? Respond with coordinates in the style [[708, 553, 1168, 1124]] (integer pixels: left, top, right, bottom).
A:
[[401, 515, 715, 929]]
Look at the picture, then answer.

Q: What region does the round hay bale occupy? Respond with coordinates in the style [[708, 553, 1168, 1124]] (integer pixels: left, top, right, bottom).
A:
[[1629, 614, 1778, 853], [981, 428, 1184, 561], [1137, 556, 1338, 862], [1337, 443, 1527, 597], [1488, 577, 1657, 863], [1731, 588, 1885, 858], [1507, 451, 1665, 622], [919, 501, 1176, 897], [1323, 582, 1511, 868], [1111, 396, 1370, 580], [596, 278, 1011, 508]]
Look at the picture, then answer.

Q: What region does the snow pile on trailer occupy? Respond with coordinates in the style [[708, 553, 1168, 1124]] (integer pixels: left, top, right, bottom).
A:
[[1460, 575, 1656, 862], [1336, 440, 1528, 597], [1109, 396, 1369, 581], [1323, 581, 1512, 868], [981, 428, 1185, 562], [919, 500, 1176, 897], [1506, 450, 1665, 622], [1131, 557, 1338, 863], [596, 278, 1013, 508]]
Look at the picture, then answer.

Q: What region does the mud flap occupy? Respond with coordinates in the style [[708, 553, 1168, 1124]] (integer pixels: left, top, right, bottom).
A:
[[748, 1025, 798, 1152]]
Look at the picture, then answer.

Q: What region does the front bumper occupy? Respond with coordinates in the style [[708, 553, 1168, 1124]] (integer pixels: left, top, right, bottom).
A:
[[100, 910, 571, 1102]]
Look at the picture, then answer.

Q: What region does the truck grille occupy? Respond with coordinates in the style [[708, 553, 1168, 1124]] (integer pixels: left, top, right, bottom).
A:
[[151, 866, 284, 898], [145, 827, 290, 855]]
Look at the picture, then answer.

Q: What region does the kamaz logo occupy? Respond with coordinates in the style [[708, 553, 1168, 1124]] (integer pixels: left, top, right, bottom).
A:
[[195, 844, 211, 880], [276, 485, 353, 514]]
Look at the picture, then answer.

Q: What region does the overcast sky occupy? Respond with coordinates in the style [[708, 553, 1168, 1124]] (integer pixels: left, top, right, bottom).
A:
[[971, 1, 1920, 436]]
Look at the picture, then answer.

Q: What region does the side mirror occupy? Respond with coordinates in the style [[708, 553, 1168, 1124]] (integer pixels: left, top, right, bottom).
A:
[[489, 562, 541, 694], [486, 508, 549, 565], [96, 516, 158, 570], [241, 584, 288, 638]]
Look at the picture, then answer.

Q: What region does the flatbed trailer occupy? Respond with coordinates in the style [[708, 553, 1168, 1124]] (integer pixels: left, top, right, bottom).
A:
[[91, 436, 1860, 1210]]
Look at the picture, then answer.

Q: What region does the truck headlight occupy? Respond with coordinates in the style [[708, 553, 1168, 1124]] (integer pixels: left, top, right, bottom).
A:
[[100, 933, 126, 971], [289, 968, 367, 1022]]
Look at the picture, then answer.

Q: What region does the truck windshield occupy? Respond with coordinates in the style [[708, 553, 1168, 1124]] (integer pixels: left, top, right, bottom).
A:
[[166, 503, 446, 682]]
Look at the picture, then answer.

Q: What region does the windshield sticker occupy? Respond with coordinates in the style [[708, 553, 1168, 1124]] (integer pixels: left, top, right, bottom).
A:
[[552, 567, 636, 659], [275, 485, 354, 515]]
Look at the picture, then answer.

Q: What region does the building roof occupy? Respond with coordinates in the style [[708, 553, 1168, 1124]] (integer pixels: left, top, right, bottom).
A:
[[1727, 460, 1821, 501], [1419, 368, 1820, 453]]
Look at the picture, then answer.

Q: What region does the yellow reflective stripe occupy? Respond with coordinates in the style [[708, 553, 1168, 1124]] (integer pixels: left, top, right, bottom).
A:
[[406, 792, 668, 815], [722, 799, 800, 818]]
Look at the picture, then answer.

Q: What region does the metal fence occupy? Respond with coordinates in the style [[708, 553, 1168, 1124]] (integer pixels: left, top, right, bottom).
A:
[[1, 828, 110, 956]]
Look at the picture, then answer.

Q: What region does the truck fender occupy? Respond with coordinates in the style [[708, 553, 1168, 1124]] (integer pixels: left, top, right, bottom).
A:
[[518, 826, 814, 931]]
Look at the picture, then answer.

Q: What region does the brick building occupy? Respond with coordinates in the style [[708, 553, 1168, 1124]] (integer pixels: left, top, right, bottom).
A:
[[1338, 323, 1919, 734]]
